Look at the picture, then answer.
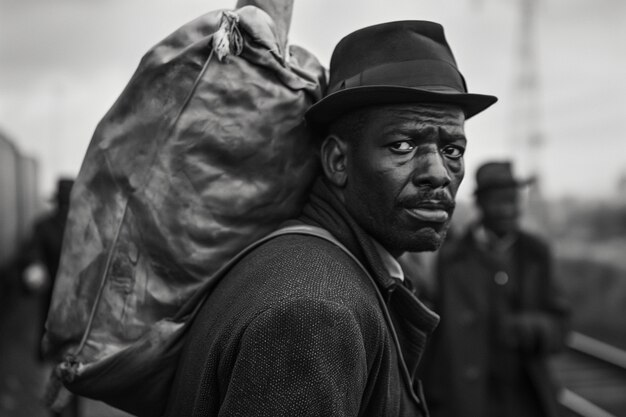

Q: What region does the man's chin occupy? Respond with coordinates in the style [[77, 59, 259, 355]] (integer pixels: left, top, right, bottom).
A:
[[364, 218, 450, 255], [402, 227, 448, 253]]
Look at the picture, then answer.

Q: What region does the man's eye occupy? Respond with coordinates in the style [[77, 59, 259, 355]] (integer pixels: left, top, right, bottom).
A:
[[389, 141, 415, 153], [442, 145, 465, 160]]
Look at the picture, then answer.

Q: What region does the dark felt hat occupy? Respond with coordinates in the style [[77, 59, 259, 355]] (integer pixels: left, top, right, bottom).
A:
[[475, 161, 534, 194], [305, 20, 497, 128]]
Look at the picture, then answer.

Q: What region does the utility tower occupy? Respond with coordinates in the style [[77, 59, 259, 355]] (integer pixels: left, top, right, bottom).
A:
[[513, 0, 543, 175], [511, 0, 549, 233]]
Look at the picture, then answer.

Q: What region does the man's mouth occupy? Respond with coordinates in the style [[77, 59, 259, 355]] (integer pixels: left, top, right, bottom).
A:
[[403, 201, 452, 223]]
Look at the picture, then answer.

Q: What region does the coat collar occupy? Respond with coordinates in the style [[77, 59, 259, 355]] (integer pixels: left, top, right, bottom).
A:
[[299, 177, 439, 333], [372, 239, 405, 282], [472, 223, 518, 253], [300, 176, 440, 389], [299, 177, 399, 292]]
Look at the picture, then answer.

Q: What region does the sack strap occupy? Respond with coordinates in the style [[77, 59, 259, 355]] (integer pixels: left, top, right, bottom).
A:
[[267, 225, 423, 407]]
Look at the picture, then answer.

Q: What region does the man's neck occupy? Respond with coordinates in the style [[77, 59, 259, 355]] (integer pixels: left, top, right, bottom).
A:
[[474, 223, 518, 252]]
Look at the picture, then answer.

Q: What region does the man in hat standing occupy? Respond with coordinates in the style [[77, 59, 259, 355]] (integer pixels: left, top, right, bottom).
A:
[[417, 161, 570, 417], [166, 21, 496, 416], [20, 178, 80, 417], [21, 178, 74, 360]]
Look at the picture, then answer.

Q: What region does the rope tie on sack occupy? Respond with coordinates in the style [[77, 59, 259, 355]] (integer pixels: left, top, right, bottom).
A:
[[213, 11, 243, 61]]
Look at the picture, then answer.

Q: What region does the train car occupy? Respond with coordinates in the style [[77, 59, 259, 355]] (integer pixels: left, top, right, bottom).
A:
[[0, 131, 20, 269], [0, 130, 41, 296], [17, 154, 40, 243]]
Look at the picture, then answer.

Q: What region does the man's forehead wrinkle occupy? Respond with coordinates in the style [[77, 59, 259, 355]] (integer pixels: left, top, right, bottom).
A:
[[379, 121, 435, 137], [438, 125, 467, 142], [375, 111, 435, 133], [377, 116, 464, 139]]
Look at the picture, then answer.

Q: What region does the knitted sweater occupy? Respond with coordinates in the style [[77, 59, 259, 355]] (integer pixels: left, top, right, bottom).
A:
[[164, 178, 439, 416]]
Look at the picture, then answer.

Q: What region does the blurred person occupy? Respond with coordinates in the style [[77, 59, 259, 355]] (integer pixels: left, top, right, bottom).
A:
[[414, 161, 570, 417], [20, 178, 79, 417], [22, 178, 73, 356], [165, 20, 497, 417]]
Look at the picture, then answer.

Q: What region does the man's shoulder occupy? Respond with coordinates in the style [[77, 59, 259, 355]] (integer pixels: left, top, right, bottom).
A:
[[249, 232, 369, 279], [193, 231, 388, 350], [219, 231, 381, 308], [257, 229, 355, 260]]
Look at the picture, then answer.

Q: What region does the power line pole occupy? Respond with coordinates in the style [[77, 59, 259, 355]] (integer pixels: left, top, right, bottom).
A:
[[513, 0, 543, 177], [512, 0, 549, 233]]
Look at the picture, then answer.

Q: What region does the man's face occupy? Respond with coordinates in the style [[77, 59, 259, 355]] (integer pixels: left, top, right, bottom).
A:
[[338, 104, 466, 256], [477, 187, 520, 236]]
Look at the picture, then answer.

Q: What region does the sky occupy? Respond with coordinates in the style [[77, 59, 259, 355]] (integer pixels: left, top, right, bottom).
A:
[[1, 0, 625, 201]]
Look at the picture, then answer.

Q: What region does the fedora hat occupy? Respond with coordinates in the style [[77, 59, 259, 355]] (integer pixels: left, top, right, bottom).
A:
[[305, 20, 497, 128], [474, 161, 534, 194]]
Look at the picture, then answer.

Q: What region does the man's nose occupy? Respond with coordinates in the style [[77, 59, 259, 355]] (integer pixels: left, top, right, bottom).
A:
[[411, 150, 452, 189]]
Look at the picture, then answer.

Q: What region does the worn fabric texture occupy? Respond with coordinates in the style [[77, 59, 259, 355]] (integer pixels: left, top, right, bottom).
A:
[[418, 227, 570, 417], [42, 7, 324, 413], [165, 178, 440, 417]]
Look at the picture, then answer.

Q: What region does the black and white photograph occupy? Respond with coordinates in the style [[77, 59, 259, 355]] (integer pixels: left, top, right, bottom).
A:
[[1, 1, 625, 416]]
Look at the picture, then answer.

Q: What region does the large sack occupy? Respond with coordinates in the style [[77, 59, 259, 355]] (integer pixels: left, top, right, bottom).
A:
[[44, 6, 324, 415]]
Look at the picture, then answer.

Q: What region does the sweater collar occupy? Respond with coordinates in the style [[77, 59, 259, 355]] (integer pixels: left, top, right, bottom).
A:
[[372, 239, 405, 282]]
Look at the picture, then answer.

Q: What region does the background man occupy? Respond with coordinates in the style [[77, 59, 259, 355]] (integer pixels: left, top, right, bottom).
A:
[[19, 178, 79, 417], [21, 178, 74, 361], [417, 161, 570, 417], [165, 21, 496, 416]]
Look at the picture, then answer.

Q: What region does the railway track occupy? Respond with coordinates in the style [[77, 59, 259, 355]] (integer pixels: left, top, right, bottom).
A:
[[552, 332, 626, 417]]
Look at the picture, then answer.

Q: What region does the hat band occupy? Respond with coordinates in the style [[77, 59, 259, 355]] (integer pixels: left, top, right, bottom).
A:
[[329, 59, 468, 95]]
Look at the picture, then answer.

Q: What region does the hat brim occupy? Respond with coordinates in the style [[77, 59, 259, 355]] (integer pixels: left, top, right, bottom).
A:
[[305, 85, 498, 129]]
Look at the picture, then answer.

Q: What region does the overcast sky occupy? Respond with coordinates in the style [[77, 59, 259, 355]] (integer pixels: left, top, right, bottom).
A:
[[1, 0, 625, 201]]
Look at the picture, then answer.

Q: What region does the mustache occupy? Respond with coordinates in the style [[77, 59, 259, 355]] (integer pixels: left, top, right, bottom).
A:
[[398, 192, 456, 212]]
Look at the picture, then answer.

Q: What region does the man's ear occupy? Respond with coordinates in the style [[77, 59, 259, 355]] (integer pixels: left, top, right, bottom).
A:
[[320, 134, 348, 188]]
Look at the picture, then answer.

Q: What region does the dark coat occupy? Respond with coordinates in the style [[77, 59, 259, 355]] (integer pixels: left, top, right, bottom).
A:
[[165, 179, 439, 417], [419, 227, 570, 417], [20, 207, 69, 361]]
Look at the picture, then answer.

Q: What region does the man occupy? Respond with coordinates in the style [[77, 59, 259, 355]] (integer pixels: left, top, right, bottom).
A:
[[20, 178, 79, 417], [417, 161, 570, 417], [165, 21, 496, 416], [21, 178, 74, 361]]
